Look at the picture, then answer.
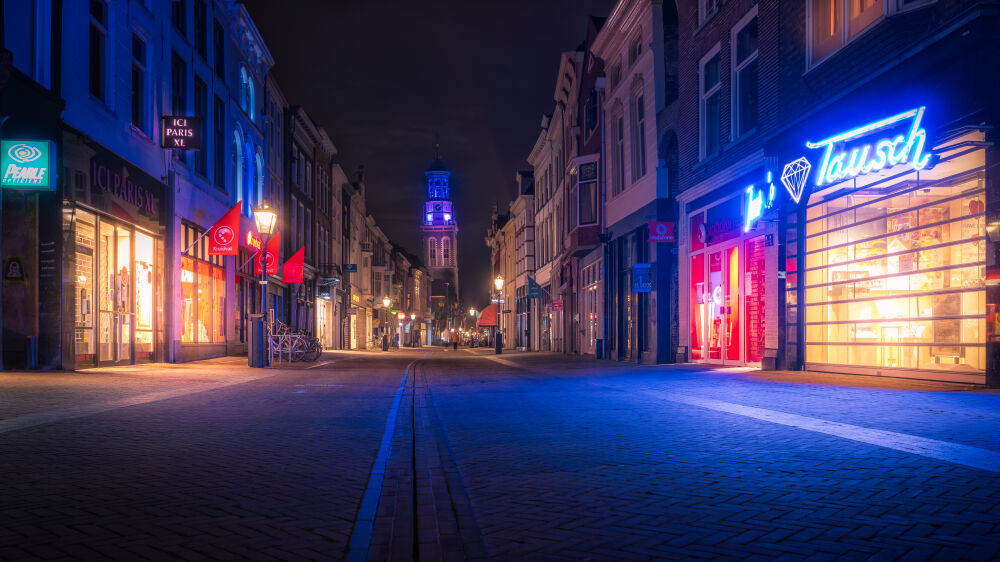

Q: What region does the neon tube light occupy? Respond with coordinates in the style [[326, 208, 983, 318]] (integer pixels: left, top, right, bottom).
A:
[[806, 106, 932, 186]]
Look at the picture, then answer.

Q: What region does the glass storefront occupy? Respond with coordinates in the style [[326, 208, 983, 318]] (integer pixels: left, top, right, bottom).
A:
[[180, 223, 226, 344], [802, 130, 986, 374], [71, 209, 161, 365], [688, 193, 767, 365]]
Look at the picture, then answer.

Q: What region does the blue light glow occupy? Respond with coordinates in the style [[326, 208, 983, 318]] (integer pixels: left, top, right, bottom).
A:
[[806, 107, 932, 186], [744, 172, 776, 233], [444, 213, 451, 221]]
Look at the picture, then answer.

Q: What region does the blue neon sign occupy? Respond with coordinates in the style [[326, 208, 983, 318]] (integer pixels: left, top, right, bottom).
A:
[[744, 171, 776, 233], [806, 106, 932, 187]]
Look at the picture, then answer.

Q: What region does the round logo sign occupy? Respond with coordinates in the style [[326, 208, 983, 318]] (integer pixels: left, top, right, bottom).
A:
[[214, 225, 235, 246], [655, 223, 667, 236], [265, 251, 275, 266], [8, 143, 43, 164]]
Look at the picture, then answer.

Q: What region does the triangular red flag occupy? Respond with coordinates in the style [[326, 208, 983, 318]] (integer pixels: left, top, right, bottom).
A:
[[282, 247, 305, 284], [255, 231, 280, 275], [208, 202, 242, 255]]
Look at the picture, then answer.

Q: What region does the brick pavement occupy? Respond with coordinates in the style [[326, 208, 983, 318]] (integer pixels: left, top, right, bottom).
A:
[[423, 353, 1000, 560], [3, 350, 1000, 560]]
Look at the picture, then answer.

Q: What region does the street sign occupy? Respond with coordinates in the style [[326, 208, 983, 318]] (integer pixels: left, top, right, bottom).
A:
[[551, 300, 564, 311], [343, 263, 357, 272], [1, 140, 55, 190], [161, 116, 202, 149], [528, 276, 541, 299], [633, 263, 652, 292], [648, 222, 675, 243]]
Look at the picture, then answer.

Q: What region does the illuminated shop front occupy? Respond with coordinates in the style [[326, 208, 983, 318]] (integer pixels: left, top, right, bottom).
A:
[[687, 184, 773, 366], [179, 224, 226, 345], [62, 131, 166, 367], [795, 120, 987, 382]]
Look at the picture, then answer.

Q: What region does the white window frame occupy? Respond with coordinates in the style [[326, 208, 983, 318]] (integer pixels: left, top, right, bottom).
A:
[[807, 0, 887, 69], [699, 44, 722, 161], [699, 0, 722, 25], [629, 80, 647, 182], [610, 104, 625, 197], [730, 7, 758, 141]]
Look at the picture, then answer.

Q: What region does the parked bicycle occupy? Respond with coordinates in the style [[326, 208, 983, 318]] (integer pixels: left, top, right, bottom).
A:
[[268, 320, 323, 363]]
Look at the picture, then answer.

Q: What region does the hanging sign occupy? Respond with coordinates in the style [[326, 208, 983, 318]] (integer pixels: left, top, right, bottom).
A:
[[648, 222, 675, 243], [527, 276, 541, 299], [343, 263, 358, 273], [632, 263, 652, 293], [282, 247, 305, 284], [208, 202, 242, 255], [3, 256, 25, 281], [1, 140, 55, 190], [254, 231, 280, 275], [551, 300, 564, 311], [161, 116, 202, 149]]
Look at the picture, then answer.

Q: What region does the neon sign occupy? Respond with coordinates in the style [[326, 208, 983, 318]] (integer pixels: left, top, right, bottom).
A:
[[744, 172, 776, 233], [1, 140, 54, 190], [806, 106, 932, 187]]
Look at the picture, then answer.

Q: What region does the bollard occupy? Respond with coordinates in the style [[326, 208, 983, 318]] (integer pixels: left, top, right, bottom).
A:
[[495, 332, 503, 355]]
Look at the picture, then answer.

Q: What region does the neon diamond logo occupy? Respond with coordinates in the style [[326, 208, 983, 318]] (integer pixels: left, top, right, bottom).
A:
[[781, 157, 811, 204]]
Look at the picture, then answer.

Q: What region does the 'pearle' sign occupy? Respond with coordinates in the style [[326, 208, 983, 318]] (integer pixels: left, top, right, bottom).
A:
[[806, 106, 932, 187], [1, 140, 54, 190]]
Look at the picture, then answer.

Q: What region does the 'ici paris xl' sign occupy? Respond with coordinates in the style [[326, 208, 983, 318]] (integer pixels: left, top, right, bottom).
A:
[[781, 106, 934, 205]]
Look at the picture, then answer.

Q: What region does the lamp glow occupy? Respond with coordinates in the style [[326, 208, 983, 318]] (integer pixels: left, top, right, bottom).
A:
[[253, 201, 278, 237], [494, 275, 504, 291], [382, 296, 391, 308]]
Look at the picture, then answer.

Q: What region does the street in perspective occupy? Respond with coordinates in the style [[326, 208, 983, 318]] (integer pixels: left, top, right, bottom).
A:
[[2, 0, 1000, 560]]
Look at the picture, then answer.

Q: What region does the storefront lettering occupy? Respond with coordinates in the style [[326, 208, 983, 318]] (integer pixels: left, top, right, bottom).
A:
[[744, 172, 776, 233], [92, 161, 159, 216], [806, 106, 932, 187]]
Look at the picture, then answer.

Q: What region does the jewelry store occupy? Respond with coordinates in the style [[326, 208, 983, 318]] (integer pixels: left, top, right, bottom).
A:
[[784, 106, 988, 384], [61, 130, 167, 368]]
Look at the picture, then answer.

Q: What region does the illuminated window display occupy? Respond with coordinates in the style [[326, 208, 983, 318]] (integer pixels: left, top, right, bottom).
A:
[[802, 131, 986, 373], [70, 209, 160, 365], [180, 224, 226, 344]]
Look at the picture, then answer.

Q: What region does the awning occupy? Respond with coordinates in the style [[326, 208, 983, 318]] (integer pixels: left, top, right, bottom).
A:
[[477, 304, 498, 327]]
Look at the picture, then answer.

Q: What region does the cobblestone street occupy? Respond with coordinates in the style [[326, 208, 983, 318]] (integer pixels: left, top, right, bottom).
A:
[[2, 350, 999, 560]]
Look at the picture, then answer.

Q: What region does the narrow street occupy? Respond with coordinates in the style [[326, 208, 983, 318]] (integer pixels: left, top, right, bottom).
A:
[[2, 351, 999, 561]]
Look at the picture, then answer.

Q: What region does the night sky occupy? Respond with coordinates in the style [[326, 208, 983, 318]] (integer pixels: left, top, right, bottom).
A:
[[242, 0, 615, 307]]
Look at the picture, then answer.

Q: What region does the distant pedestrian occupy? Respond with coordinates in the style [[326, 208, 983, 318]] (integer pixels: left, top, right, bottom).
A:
[[393, 333, 399, 349], [451, 331, 459, 351]]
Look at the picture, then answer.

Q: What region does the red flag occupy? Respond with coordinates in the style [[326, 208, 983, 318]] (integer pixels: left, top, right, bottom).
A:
[[208, 202, 242, 255], [282, 247, 305, 284], [255, 231, 280, 275]]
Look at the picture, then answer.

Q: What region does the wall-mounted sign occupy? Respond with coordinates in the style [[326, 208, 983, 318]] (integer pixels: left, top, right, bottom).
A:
[[805, 106, 932, 187], [579, 162, 598, 181], [780, 157, 811, 204], [244, 230, 262, 251], [397, 312, 406, 320], [632, 263, 652, 293], [344, 263, 358, 273], [161, 116, 202, 149], [744, 171, 777, 233], [3, 256, 25, 281], [351, 293, 361, 304], [648, 222, 675, 243], [2, 140, 54, 190]]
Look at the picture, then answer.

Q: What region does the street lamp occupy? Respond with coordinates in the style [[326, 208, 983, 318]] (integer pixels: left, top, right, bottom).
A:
[[410, 313, 416, 320], [494, 275, 504, 291], [382, 296, 391, 308], [469, 307, 476, 317], [252, 201, 278, 368]]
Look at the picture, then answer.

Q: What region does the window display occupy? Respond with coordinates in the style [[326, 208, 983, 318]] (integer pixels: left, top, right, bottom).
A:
[[180, 223, 226, 344], [802, 131, 986, 372]]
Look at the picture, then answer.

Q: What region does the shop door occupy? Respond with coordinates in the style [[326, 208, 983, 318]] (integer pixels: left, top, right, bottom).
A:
[[98, 224, 133, 364], [706, 244, 741, 364]]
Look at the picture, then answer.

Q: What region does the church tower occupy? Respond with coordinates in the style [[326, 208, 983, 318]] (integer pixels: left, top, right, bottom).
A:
[[421, 146, 459, 297]]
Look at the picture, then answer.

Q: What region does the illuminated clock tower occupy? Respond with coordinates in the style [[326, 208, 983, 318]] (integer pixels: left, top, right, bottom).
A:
[[421, 146, 459, 297]]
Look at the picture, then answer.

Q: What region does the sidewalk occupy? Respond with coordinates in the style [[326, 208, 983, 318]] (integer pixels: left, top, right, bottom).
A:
[[0, 356, 283, 433]]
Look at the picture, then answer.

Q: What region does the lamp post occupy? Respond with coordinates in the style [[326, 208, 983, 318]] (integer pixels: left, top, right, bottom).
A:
[[252, 201, 278, 368], [493, 275, 504, 354]]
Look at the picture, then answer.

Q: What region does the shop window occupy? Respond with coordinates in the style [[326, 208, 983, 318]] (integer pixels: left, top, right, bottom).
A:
[[181, 224, 225, 344], [809, 0, 885, 67], [732, 11, 758, 138], [690, 254, 704, 360], [802, 130, 986, 372], [699, 46, 721, 159]]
